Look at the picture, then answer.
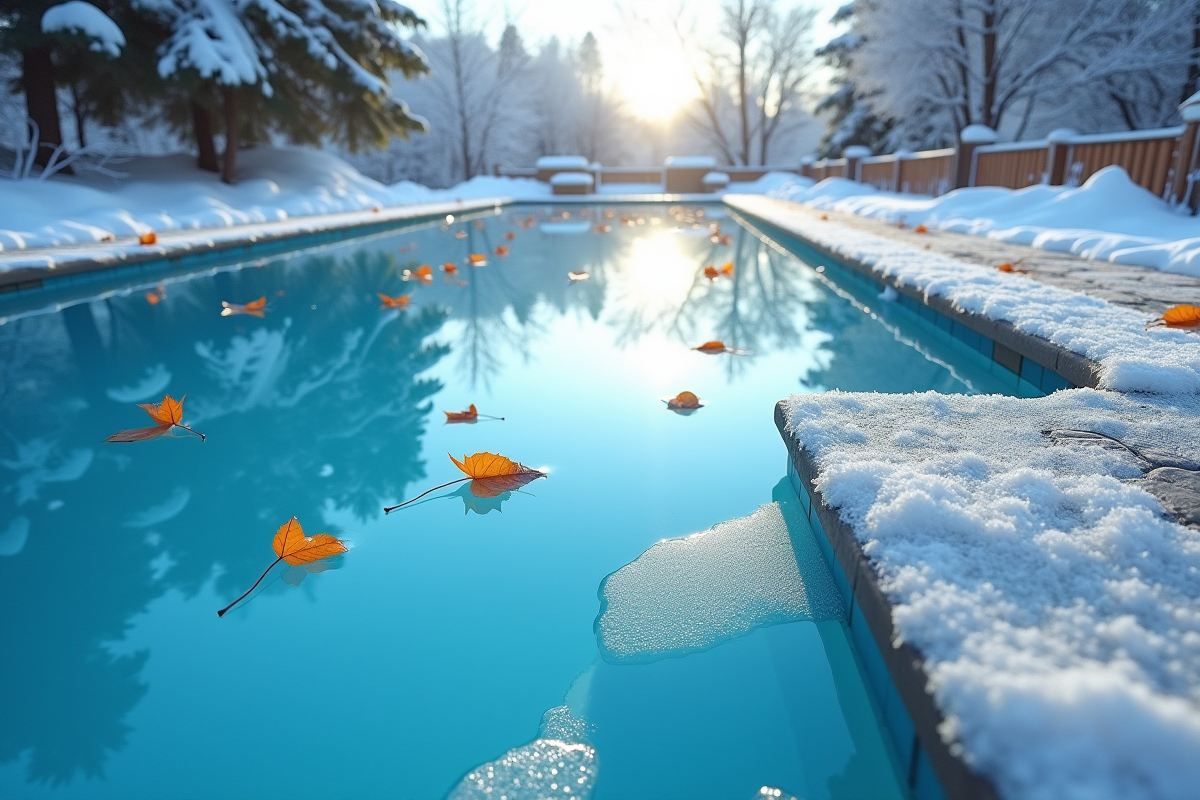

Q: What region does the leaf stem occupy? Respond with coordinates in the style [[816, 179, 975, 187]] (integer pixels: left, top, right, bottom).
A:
[[175, 423, 206, 441], [384, 477, 471, 514], [477, 414, 505, 421], [217, 556, 282, 617]]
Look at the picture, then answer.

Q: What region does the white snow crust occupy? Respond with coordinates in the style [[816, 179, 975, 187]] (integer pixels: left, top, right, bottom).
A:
[[782, 389, 1200, 800], [536, 156, 589, 169], [765, 167, 1200, 277], [727, 193, 1200, 394], [548, 171, 594, 186], [595, 502, 843, 664], [41, 2, 125, 56], [959, 124, 998, 144], [664, 156, 717, 168]]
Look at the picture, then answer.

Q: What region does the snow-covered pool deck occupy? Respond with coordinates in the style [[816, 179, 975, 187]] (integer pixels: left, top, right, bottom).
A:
[[727, 194, 1200, 800]]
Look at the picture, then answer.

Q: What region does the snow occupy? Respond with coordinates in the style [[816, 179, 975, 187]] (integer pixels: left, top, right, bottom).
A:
[[0, 147, 545, 252], [1182, 92, 1200, 123], [960, 124, 998, 144], [41, 1, 125, 57], [664, 156, 717, 168], [549, 171, 594, 186], [535, 155, 589, 169], [764, 167, 1200, 277], [782, 388, 1200, 800], [155, 0, 269, 90], [702, 171, 730, 185], [728, 193, 1200, 394], [594, 502, 842, 664], [842, 145, 873, 158]]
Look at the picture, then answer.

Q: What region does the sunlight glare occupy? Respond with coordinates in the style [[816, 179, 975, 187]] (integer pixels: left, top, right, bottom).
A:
[[609, 39, 698, 120], [623, 233, 699, 306]]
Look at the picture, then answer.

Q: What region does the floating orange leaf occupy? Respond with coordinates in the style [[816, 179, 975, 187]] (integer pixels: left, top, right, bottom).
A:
[[914, 224, 929, 233], [568, 271, 590, 282], [594, 224, 612, 234], [217, 517, 348, 617], [468, 253, 487, 266], [455, 230, 468, 239], [106, 394, 205, 442], [664, 391, 704, 410], [384, 452, 545, 513], [721, 262, 734, 276], [402, 265, 433, 284], [139, 231, 157, 245], [221, 297, 267, 318], [378, 293, 411, 309], [703, 265, 720, 281], [441, 263, 458, 275], [692, 340, 747, 355], [504, 231, 516, 240], [444, 403, 505, 424], [1148, 304, 1200, 329], [146, 292, 161, 305], [145, 283, 165, 305], [495, 245, 509, 257]]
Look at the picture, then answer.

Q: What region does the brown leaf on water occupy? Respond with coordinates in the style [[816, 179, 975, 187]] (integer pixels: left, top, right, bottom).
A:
[[454, 230, 468, 239], [720, 262, 734, 276], [107, 394, 205, 442], [703, 265, 720, 281], [378, 293, 411, 309], [384, 451, 543, 513], [495, 245, 509, 257], [504, 231, 516, 241], [146, 291, 161, 305], [1148, 304, 1200, 330], [218, 517, 348, 617], [468, 253, 488, 266], [441, 263, 458, 274], [221, 297, 267, 318], [444, 403, 478, 423], [665, 391, 704, 410], [692, 340, 746, 355]]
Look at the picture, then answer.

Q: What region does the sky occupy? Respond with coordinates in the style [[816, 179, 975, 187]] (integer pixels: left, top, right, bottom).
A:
[[404, 0, 848, 120]]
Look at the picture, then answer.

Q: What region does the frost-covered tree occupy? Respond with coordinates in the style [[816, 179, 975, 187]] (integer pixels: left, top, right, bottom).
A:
[[846, 0, 1200, 147], [136, 0, 429, 182], [679, 0, 819, 165], [812, 2, 891, 157], [572, 31, 630, 163], [1, 0, 126, 167]]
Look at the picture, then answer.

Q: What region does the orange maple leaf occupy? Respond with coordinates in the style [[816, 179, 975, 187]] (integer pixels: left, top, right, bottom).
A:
[[402, 265, 434, 283], [445, 403, 478, 423], [378, 293, 411, 309], [217, 517, 348, 617], [1148, 304, 1200, 330], [441, 262, 458, 274], [703, 265, 720, 281], [692, 340, 747, 355], [665, 391, 704, 410], [468, 253, 488, 266], [139, 231, 157, 245], [495, 245, 510, 257], [384, 452, 544, 513], [106, 394, 205, 442], [221, 297, 267, 318], [720, 262, 734, 276]]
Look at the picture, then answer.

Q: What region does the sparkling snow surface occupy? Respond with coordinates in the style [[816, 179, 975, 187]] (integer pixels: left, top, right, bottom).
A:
[[784, 389, 1200, 800], [766, 167, 1200, 276], [595, 502, 843, 664], [728, 194, 1200, 394]]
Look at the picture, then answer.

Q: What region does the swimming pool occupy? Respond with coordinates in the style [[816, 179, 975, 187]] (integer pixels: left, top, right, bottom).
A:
[[0, 204, 1025, 800]]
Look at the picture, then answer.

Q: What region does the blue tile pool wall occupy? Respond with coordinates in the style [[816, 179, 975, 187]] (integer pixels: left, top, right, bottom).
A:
[[789, 460, 950, 800], [732, 212, 1075, 398]]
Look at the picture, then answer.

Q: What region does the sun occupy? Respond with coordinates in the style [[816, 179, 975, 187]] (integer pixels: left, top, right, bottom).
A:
[[608, 38, 698, 121]]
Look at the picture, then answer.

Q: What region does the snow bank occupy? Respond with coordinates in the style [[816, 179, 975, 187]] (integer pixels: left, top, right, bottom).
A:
[[549, 171, 594, 186], [594, 502, 842, 664], [765, 167, 1200, 276], [728, 194, 1200, 394], [0, 147, 546, 252], [783, 389, 1200, 800]]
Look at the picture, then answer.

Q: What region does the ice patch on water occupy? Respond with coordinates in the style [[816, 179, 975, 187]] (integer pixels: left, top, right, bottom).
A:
[[445, 705, 597, 800], [594, 502, 843, 664], [106, 364, 172, 403], [0, 517, 30, 556]]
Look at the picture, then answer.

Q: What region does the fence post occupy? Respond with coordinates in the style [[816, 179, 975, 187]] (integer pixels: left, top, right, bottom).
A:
[[843, 146, 871, 181], [1170, 91, 1200, 212], [800, 154, 816, 181], [955, 125, 996, 188], [1044, 128, 1077, 186]]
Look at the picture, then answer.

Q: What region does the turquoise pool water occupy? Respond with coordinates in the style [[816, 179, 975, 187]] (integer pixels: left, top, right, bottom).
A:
[[0, 205, 1018, 800]]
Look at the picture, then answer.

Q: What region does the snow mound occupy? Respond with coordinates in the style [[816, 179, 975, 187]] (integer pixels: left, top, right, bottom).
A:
[[42, 2, 124, 56], [764, 166, 1200, 276], [727, 194, 1200, 394], [446, 705, 597, 800], [783, 388, 1200, 800], [594, 502, 843, 664]]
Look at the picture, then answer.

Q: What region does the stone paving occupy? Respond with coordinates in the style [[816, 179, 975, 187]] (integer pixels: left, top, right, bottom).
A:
[[796, 204, 1200, 316]]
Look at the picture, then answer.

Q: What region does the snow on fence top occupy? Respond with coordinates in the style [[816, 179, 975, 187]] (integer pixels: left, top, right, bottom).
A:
[[535, 156, 589, 169], [702, 172, 731, 184], [783, 389, 1200, 800], [974, 140, 1049, 154], [842, 145, 873, 159], [1064, 126, 1186, 146], [664, 156, 717, 168], [960, 124, 998, 144], [41, 1, 125, 57], [548, 171, 594, 186]]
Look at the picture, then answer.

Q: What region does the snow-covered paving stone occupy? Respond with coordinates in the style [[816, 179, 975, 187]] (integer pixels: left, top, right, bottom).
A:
[[727, 194, 1200, 394], [783, 389, 1200, 800]]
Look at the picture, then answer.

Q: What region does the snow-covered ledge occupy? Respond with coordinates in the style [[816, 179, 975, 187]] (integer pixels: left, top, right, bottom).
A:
[[725, 194, 1200, 394]]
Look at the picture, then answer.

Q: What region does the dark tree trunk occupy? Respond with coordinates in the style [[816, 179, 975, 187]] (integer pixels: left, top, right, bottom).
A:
[[221, 87, 237, 184], [69, 82, 87, 148], [22, 44, 69, 170], [192, 100, 219, 172]]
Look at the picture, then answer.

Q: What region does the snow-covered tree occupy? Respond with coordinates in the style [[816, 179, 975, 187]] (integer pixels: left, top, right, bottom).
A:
[[812, 2, 892, 157], [137, 0, 429, 182], [572, 31, 631, 164], [679, 0, 819, 165], [845, 0, 1200, 147]]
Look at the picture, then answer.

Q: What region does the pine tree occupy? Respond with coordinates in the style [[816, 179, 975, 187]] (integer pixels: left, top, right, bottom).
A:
[[813, 4, 892, 157]]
